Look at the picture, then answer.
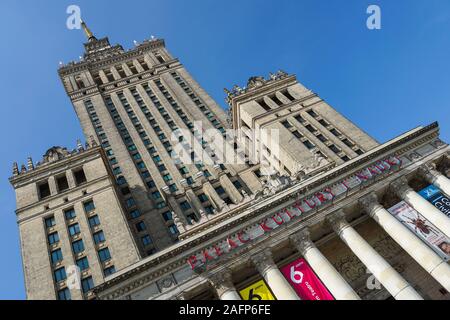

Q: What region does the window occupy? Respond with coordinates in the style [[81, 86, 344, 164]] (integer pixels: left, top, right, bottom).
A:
[[93, 231, 106, 244], [307, 110, 318, 118], [281, 89, 296, 102], [205, 205, 214, 215], [38, 181, 51, 199], [162, 211, 173, 222], [68, 223, 81, 236], [292, 131, 303, 139], [294, 115, 306, 124], [281, 120, 292, 129], [355, 149, 364, 155], [45, 216, 56, 228], [51, 249, 63, 264], [83, 200, 95, 213], [58, 288, 71, 300], [198, 194, 209, 203], [257, 98, 271, 111], [88, 215, 101, 228], [72, 239, 85, 254], [330, 128, 341, 137], [130, 209, 141, 219], [136, 221, 146, 232], [168, 224, 179, 235], [146, 180, 156, 189], [73, 168, 87, 185], [155, 202, 166, 209], [81, 277, 94, 293], [141, 235, 152, 246], [180, 201, 191, 210], [303, 140, 315, 150], [233, 180, 243, 189], [48, 232, 59, 245], [215, 186, 226, 195], [56, 175, 69, 192], [152, 191, 162, 199], [342, 138, 355, 148], [121, 187, 131, 195], [103, 266, 116, 277], [341, 155, 351, 162], [329, 144, 341, 154], [54, 267, 67, 282], [112, 167, 122, 175], [317, 134, 327, 143], [64, 208, 76, 220], [169, 184, 178, 192], [186, 177, 194, 185], [98, 248, 111, 262], [126, 198, 136, 208], [269, 94, 283, 106], [163, 174, 172, 181], [318, 119, 329, 127], [305, 124, 316, 133], [76, 257, 89, 271]]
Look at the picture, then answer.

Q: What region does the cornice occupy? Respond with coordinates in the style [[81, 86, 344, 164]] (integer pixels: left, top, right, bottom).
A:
[[58, 39, 166, 77]]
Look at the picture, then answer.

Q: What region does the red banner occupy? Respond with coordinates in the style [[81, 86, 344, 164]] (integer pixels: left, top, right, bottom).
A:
[[280, 258, 334, 300]]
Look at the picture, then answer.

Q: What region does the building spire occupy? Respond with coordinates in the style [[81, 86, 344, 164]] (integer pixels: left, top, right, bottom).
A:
[[80, 19, 97, 42]]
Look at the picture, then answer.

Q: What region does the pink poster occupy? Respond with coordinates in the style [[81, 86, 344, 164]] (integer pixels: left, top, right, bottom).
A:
[[280, 258, 334, 300]]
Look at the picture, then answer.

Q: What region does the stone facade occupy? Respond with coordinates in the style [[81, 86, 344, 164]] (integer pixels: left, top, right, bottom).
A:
[[9, 22, 450, 300], [10, 143, 140, 300]]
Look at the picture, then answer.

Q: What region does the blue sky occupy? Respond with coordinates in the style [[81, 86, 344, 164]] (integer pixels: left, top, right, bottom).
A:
[[0, 0, 449, 299]]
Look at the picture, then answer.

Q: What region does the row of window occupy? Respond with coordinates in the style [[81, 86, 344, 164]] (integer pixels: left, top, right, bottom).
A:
[[37, 168, 87, 200], [44, 199, 115, 299]]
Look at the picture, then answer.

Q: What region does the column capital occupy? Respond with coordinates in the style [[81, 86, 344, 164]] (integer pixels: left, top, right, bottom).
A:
[[390, 176, 412, 198], [208, 269, 236, 297], [417, 164, 439, 184], [290, 229, 314, 255], [358, 192, 382, 215], [251, 249, 275, 275], [326, 210, 350, 234]]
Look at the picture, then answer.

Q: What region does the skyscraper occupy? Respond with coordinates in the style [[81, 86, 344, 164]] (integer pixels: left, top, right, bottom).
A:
[[10, 22, 450, 300]]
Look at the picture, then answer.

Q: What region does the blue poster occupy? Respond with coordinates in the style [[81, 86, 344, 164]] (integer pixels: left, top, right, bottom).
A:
[[419, 185, 450, 217]]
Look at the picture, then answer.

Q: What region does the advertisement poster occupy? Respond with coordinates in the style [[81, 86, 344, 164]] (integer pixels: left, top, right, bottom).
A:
[[280, 258, 334, 300], [388, 201, 450, 261], [419, 185, 450, 217], [239, 280, 276, 300]]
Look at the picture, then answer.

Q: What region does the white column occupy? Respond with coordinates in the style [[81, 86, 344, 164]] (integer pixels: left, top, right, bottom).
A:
[[360, 192, 450, 291], [251, 249, 300, 300], [419, 164, 450, 197], [327, 210, 423, 300], [392, 177, 450, 237], [209, 269, 241, 300], [290, 229, 361, 300]]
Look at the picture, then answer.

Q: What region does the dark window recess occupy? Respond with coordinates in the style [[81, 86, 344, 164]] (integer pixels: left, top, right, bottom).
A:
[[281, 89, 296, 102], [269, 94, 283, 106], [355, 149, 364, 155], [305, 124, 316, 133], [342, 138, 355, 148], [257, 98, 271, 111], [38, 181, 51, 199], [329, 145, 341, 154], [330, 128, 341, 137], [73, 168, 87, 185], [281, 120, 292, 129], [292, 131, 303, 139], [303, 140, 315, 150], [294, 115, 306, 124], [155, 55, 165, 64], [317, 134, 327, 143], [318, 119, 329, 127], [307, 110, 318, 118], [56, 175, 69, 192], [341, 155, 351, 162]]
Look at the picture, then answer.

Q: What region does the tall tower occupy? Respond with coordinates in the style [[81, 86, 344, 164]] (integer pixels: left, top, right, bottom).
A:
[[226, 71, 379, 179], [9, 143, 140, 300], [58, 23, 262, 256]]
